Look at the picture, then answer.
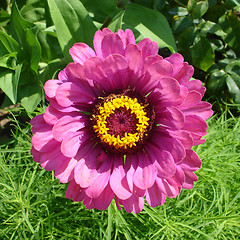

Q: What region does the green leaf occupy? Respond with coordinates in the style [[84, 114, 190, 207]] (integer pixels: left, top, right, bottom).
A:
[[0, 30, 21, 55], [190, 36, 215, 71], [0, 9, 10, 27], [168, 7, 189, 17], [225, 60, 240, 75], [0, 53, 17, 70], [108, 11, 124, 32], [172, 16, 193, 35], [19, 71, 42, 112], [198, 21, 226, 37], [109, 4, 177, 52], [226, 73, 240, 103], [11, 2, 35, 45], [97, 0, 117, 14], [219, 12, 240, 52], [47, 0, 97, 62], [0, 64, 22, 104], [191, 1, 208, 19], [207, 69, 227, 97], [187, 0, 198, 12], [178, 27, 197, 51]]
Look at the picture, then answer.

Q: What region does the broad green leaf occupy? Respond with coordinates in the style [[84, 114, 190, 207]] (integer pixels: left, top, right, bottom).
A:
[[153, 0, 166, 11], [0, 53, 17, 70], [225, 60, 240, 75], [219, 12, 240, 52], [47, 0, 97, 62], [209, 39, 224, 52], [198, 21, 226, 37], [0, 30, 21, 55], [207, 70, 227, 97], [19, 71, 42, 112], [0, 9, 10, 27], [109, 4, 177, 52], [97, 0, 117, 14], [0, 64, 22, 104], [187, 0, 198, 12], [108, 11, 124, 32], [44, 26, 57, 37], [168, 7, 189, 17], [11, 2, 35, 45], [190, 36, 215, 71], [226, 73, 240, 103], [178, 27, 197, 51], [191, 1, 208, 19], [172, 16, 193, 35]]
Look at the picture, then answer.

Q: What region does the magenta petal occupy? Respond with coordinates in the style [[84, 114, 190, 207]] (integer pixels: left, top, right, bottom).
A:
[[179, 91, 202, 110], [101, 33, 125, 58], [69, 43, 96, 64], [166, 165, 185, 187], [137, 38, 158, 59], [31, 147, 41, 163], [145, 182, 166, 207], [179, 150, 202, 171], [61, 130, 91, 158], [32, 128, 54, 152], [93, 28, 113, 57], [156, 106, 184, 129], [44, 80, 62, 99], [31, 114, 49, 134], [182, 170, 198, 189], [187, 79, 206, 97], [145, 144, 176, 179], [66, 180, 85, 202], [54, 158, 77, 183], [125, 44, 142, 75], [93, 184, 114, 210], [122, 194, 145, 213], [56, 82, 95, 107], [151, 129, 186, 164], [156, 178, 181, 198], [174, 62, 194, 85], [165, 53, 184, 76], [110, 156, 132, 200], [133, 151, 157, 190], [74, 146, 101, 188], [52, 115, 86, 141], [102, 54, 129, 90], [117, 29, 135, 47], [43, 106, 64, 125], [168, 130, 194, 149]]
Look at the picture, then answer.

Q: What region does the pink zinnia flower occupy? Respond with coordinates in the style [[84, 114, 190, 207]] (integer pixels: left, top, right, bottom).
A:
[[31, 28, 213, 213]]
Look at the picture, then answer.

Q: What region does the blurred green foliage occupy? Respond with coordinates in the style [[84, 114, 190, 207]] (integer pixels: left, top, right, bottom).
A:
[[0, 0, 239, 112]]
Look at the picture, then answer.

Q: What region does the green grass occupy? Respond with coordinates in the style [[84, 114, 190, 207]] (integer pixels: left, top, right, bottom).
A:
[[0, 110, 240, 240]]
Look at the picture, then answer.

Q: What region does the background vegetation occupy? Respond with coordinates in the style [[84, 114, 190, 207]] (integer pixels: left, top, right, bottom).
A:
[[0, 0, 240, 239]]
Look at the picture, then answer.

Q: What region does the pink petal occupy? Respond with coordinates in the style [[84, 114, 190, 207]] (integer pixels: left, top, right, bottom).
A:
[[168, 130, 194, 149], [182, 170, 198, 189], [156, 178, 181, 198], [54, 158, 77, 183], [43, 106, 64, 125], [187, 80, 206, 97], [122, 194, 145, 213], [93, 28, 113, 57], [102, 54, 129, 90], [61, 130, 91, 158], [84, 57, 113, 93], [55, 82, 95, 107], [165, 53, 184, 75], [74, 146, 101, 188], [125, 44, 142, 77], [166, 165, 185, 187], [179, 91, 202, 110], [138, 38, 158, 60], [145, 182, 166, 207], [145, 144, 176, 179], [117, 29, 135, 47], [31, 147, 41, 163], [110, 156, 132, 200], [155, 106, 184, 129], [52, 115, 86, 141], [69, 43, 96, 64], [143, 55, 163, 73], [66, 180, 86, 202], [179, 150, 202, 171], [44, 80, 62, 99], [31, 114, 49, 134], [174, 62, 194, 85], [133, 151, 157, 190], [101, 33, 125, 58], [93, 183, 114, 210], [151, 128, 186, 164]]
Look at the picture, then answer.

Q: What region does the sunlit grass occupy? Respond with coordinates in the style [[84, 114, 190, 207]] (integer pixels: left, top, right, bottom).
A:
[[0, 110, 240, 239]]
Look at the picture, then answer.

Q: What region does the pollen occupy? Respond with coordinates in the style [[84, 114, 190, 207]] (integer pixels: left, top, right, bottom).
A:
[[93, 95, 150, 150]]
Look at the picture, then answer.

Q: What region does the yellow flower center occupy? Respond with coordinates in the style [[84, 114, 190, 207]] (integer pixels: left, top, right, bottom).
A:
[[93, 95, 150, 150]]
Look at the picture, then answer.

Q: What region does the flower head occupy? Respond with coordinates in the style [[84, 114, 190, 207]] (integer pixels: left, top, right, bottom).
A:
[[31, 28, 213, 213]]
